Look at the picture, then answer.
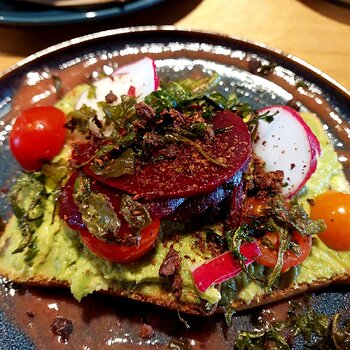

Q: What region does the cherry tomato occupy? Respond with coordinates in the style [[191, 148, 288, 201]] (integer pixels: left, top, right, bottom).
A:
[[10, 106, 67, 171], [256, 231, 312, 272], [310, 191, 350, 251], [79, 219, 160, 263]]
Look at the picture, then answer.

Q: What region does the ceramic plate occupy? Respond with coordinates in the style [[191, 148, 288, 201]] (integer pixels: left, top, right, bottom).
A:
[[0, 26, 350, 349], [0, 0, 166, 25]]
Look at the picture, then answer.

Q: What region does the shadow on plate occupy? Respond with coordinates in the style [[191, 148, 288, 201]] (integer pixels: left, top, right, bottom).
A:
[[300, 0, 350, 25], [0, 0, 202, 57]]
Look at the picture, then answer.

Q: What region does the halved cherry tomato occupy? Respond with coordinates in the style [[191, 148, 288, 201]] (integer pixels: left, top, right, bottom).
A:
[[310, 191, 350, 251], [10, 106, 66, 171], [79, 219, 160, 263], [256, 231, 312, 272]]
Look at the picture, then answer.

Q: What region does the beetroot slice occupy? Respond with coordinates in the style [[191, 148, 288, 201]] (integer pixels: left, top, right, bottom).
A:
[[59, 171, 85, 230], [81, 110, 251, 199], [225, 180, 244, 230], [58, 172, 184, 230], [166, 172, 243, 222], [142, 197, 185, 219], [58, 171, 122, 231]]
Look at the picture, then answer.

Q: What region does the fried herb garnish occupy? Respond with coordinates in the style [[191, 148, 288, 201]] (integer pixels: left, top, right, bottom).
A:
[[144, 74, 219, 115], [75, 74, 262, 173], [270, 198, 326, 237], [90, 148, 136, 179], [235, 325, 290, 350], [24, 236, 39, 265], [221, 196, 326, 321], [245, 109, 277, 140], [332, 313, 350, 349], [163, 133, 227, 167], [98, 95, 138, 133], [266, 222, 290, 288], [234, 302, 350, 350], [226, 223, 255, 269], [73, 175, 121, 243], [9, 172, 48, 264], [167, 337, 192, 350], [66, 105, 97, 134], [120, 195, 152, 235]]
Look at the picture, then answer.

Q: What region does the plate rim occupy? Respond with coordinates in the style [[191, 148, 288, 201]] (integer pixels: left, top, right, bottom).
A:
[[1, 25, 349, 102], [0, 0, 166, 25], [1, 24, 350, 350]]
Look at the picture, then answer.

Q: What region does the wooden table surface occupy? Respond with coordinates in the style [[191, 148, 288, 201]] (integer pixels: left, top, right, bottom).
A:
[[0, 0, 349, 90]]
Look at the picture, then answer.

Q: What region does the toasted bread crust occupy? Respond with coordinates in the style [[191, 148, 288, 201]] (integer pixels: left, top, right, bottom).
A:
[[0, 272, 215, 316], [231, 272, 350, 311], [2, 269, 350, 316]]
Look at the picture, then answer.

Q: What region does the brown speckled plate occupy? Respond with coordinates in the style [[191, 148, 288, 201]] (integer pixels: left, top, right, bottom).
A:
[[0, 26, 350, 350]]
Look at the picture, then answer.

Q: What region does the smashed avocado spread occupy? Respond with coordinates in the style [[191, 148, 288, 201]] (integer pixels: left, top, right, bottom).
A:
[[1, 61, 350, 317]]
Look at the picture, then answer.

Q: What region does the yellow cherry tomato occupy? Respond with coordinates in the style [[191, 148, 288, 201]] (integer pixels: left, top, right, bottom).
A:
[[310, 191, 350, 251]]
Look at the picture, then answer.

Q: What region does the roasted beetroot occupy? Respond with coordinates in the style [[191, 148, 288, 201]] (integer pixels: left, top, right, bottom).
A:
[[78, 110, 251, 199]]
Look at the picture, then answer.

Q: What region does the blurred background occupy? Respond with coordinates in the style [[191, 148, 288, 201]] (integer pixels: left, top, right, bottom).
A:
[[0, 0, 349, 89]]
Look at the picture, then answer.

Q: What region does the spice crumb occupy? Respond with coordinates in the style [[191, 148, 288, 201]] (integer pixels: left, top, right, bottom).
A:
[[139, 323, 154, 339], [50, 316, 74, 343]]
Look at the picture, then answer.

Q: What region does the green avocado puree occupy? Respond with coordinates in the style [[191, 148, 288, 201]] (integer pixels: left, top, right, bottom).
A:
[[0, 88, 350, 309]]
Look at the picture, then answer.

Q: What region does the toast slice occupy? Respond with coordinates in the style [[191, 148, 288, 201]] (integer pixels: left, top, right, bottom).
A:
[[0, 110, 349, 317], [1, 224, 350, 316]]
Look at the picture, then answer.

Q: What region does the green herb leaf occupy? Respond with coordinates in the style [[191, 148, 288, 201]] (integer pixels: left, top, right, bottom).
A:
[[266, 221, 290, 289], [9, 172, 47, 257], [73, 175, 121, 243], [178, 122, 209, 139], [225, 224, 264, 287], [144, 89, 179, 114], [332, 313, 350, 350], [163, 133, 227, 167], [270, 198, 326, 236], [174, 72, 219, 97], [24, 236, 39, 266], [98, 95, 138, 132], [234, 301, 341, 350], [226, 223, 253, 264], [144, 74, 220, 115], [245, 110, 277, 140], [90, 148, 135, 179], [120, 195, 152, 235], [66, 105, 97, 134]]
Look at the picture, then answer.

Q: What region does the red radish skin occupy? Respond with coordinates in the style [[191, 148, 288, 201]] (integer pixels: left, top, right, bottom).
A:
[[253, 105, 321, 197], [191, 242, 261, 293], [76, 57, 159, 112]]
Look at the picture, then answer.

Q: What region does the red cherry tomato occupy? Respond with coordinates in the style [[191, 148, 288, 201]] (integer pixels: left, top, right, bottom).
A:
[[310, 191, 350, 251], [79, 219, 160, 263], [256, 231, 312, 272], [10, 106, 67, 171]]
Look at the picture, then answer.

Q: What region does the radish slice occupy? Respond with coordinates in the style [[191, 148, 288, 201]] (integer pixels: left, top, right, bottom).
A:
[[191, 242, 261, 293], [253, 106, 321, 197], [76, 57, 159, 112]]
